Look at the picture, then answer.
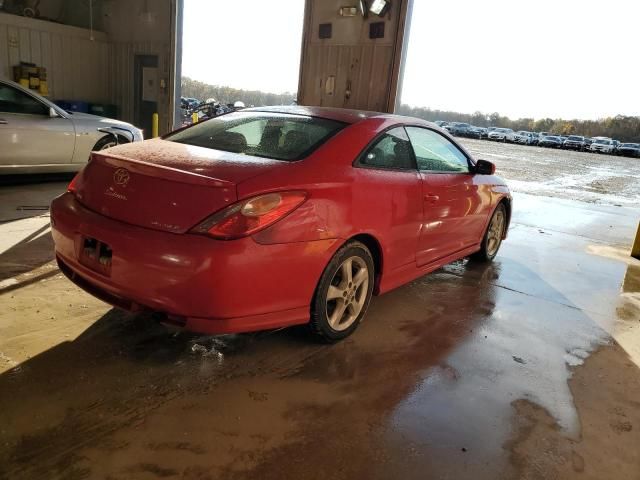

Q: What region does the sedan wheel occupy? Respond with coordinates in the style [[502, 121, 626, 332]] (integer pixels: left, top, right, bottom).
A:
[[311, 241, 374, 341], [92, 136, 120, 152], [472, 203, 506, 262], [98, 140, 117, 150]]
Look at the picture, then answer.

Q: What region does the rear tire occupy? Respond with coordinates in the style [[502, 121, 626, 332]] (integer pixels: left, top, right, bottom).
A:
[[310, 241, 374, 342], [472, 203, 507, 262]]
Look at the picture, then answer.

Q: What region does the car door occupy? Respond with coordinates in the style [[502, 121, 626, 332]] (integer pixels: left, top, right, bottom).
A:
[[405, 126, 486, 267], [353, 127, 422, 272], [0, 82, 75, 167]]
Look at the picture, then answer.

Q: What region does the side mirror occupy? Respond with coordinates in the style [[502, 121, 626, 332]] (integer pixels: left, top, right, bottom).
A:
[[49, 107, 59, 118], [475, 159, 496, 175]]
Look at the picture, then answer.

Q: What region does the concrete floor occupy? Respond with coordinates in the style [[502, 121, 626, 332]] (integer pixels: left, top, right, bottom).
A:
[[0, 180, 639, 480]]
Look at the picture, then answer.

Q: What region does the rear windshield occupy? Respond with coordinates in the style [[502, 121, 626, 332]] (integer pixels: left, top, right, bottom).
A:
[[166, 111, 346, 161], [568, 136, 583, 140]]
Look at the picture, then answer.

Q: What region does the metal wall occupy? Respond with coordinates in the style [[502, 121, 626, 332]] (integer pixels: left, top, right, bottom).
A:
[[103, 0, 176, 134], [0, 12, 110, 103], [0, 0, 179, 135], [298, 0, 411, 113]]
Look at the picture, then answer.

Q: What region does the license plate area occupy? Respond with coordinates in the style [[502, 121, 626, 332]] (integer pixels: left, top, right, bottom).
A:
[[79, 236, 112, 276]]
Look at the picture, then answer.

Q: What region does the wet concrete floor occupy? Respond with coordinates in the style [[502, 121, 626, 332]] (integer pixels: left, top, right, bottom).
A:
[[0, 181, 639, 479]]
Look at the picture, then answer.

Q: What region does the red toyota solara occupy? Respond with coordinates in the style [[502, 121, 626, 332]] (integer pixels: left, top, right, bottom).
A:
[[51, 106, 511, 341]]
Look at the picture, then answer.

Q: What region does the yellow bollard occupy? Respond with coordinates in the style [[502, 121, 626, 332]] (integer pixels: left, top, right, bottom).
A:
[[192, 112, 199, 124], [632, 221, 640, 260], [151, 113, 159, 138]]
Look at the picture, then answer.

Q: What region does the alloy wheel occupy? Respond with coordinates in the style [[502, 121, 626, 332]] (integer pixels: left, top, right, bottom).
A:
[[486, 209, 505, 256], [325, 256, 369, 331], [99, 141, 117, 150]]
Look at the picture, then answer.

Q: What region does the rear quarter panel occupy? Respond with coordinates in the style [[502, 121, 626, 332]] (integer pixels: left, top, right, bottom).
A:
[[243, 118, 424, 274]]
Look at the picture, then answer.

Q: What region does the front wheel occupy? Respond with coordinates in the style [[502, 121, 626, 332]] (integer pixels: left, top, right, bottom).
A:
[[472, 203, 507, 262], [92, 135, 119, 152], [310, 241, 374, 342]]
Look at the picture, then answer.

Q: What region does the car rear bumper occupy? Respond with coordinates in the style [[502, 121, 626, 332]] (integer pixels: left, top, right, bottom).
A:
[[51, 193, 340, 334]]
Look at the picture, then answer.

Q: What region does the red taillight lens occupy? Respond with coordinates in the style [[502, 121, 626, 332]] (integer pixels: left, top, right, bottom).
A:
[[191, 191, 308, 240], [67, 173, 80, 193]]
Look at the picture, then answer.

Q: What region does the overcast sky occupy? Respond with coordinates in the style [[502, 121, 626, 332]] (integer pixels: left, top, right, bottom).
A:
[[182, 0, 639, 120]]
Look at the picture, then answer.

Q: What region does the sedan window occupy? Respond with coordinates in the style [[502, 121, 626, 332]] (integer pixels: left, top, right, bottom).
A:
[[359, 127, 415, 170], [405, 127, 469, 173], [0, 84, 49, 115]]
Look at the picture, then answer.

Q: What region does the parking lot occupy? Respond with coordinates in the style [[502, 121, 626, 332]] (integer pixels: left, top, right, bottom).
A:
[[1, 140, 639, 479], [459, 138, 640, 206]]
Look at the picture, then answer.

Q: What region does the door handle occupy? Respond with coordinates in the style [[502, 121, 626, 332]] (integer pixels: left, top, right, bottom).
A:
[[424, 194, 440, 202], [0, 119, 7, 125]]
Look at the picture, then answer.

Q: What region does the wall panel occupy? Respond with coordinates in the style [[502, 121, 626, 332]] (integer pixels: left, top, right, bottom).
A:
[[298, 0, 411, 112], [0, 1, 177, 134], [0, 12, 109, 103]]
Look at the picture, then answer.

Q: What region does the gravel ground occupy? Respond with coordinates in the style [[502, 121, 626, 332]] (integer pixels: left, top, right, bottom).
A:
[[458, 138, 640, 207]]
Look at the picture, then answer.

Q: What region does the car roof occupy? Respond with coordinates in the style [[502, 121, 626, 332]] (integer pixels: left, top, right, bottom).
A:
[[244, 105, 430, 126]]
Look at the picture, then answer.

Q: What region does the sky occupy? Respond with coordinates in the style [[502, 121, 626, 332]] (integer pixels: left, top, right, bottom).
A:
[[182, 0, 640, 120]]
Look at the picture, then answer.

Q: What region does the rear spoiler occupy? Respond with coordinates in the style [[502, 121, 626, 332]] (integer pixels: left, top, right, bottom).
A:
[[91, 152, 235, 189]]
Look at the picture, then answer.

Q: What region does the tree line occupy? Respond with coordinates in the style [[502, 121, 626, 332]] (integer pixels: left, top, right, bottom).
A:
[[181, 77, 640, 143], [181, 77, 296, 109], [396, 105, 640, 143]]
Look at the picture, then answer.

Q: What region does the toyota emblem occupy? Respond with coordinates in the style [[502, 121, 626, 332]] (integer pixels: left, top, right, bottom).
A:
[[113, 168, 130, 187]]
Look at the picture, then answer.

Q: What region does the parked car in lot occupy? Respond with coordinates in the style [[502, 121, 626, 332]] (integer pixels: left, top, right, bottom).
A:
[[563, 135, 586, 150], [0, 79, 143, 174], [612, 139, 620, 154], [529, 132, 540, 145], [513, 131, 534, 144], [538, 135, 564, 148], [583, 137, 593, 151], [590, 137, 615, 153], [617, 143, 640, 158], [444, 122, 471, 136], [468, 125, 487, 139], [51, 106, 511, 341], [434, 120, 448, 128], [488, 128, 515, 142]]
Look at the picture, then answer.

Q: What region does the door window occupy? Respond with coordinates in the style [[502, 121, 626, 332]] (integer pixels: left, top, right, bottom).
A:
[[0, 84, 49, 115], [406, 127, 469, 173], [358, 127, 415, 170]]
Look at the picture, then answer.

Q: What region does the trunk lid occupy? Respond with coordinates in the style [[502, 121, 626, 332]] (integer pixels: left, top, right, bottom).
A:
[[75, 139, 283, 233]]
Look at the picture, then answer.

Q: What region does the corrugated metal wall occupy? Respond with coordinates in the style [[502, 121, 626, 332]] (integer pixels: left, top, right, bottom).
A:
[[108, 41, 172, 132], [0, 0, 177, 134], [0, 12, 110, 103]]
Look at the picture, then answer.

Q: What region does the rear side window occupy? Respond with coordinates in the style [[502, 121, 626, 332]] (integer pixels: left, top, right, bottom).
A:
[[166, 112, 345, 161], [358, 127, 415, 170], [406, 126, 470, 173]]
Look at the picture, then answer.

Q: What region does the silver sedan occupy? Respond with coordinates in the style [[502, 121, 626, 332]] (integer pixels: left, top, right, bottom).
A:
[[0, 79, 143, 174]]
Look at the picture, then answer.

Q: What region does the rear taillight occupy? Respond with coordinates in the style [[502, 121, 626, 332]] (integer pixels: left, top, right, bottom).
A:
[[191, 191, 308, 240], [67, 173, 80, 193]]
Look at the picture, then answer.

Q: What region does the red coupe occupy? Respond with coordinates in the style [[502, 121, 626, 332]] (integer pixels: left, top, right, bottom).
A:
[[51, 106, 511, 341]]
